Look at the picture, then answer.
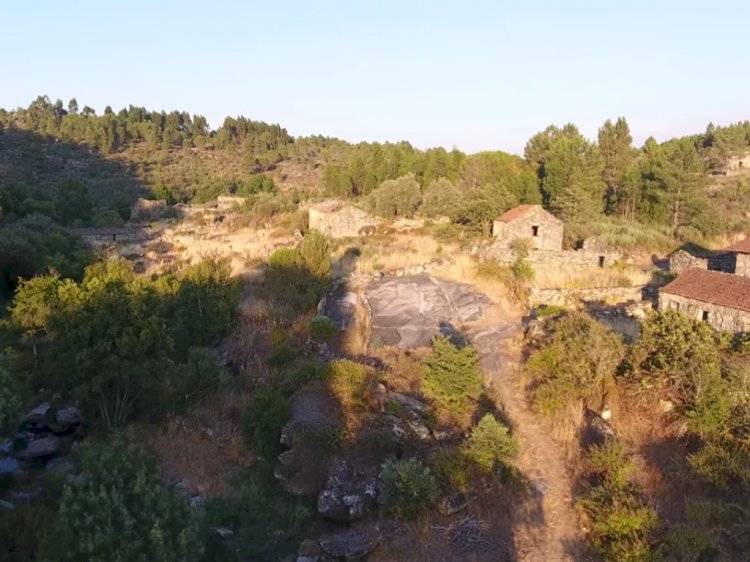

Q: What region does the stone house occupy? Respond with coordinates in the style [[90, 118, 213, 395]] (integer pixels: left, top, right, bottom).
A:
[[659, 268, 750, 333], [725, 153, 750, 176], [308, 200, 382, 238], [491, 204, 563, 251], [724, 238, 750, 278]]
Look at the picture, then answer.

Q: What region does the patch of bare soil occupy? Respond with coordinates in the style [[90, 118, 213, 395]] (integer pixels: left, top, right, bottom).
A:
[[487, 334, 589, 561]]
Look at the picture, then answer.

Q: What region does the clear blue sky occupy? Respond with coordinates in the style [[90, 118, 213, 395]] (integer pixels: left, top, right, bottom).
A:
[[2, 1, 749, 154]]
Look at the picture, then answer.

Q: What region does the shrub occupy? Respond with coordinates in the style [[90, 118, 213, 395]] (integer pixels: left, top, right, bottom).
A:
[[577, 442, 659, 561], [463, 414, 517, 472], [0, 349, 21, 430], [511, 257, 535, 282], [524, 312, 624, 414], [379, 458, 440, 519], [171, 347, 228, 409], [267, 344, 296, 371], [368, 174, 422, 218], [50, 438, 202, 562], [242, 388, 289, 459], [309, 315, 339, 342], [328, 359, 371, 423], [628, 310, 730, 434], [204, 464, 311, 561], [423, 337, 483, 422]]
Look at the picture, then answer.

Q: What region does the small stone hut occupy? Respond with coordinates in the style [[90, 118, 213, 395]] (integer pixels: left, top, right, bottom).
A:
[[659, 268, 750, 333], [725, 154, 750, 176], [724, 238, 750, 278], [308, 201, 382, 238], [491, 204, 563, 251]]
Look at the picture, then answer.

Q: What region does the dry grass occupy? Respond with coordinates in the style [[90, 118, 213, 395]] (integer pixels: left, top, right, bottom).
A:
[[133, 389, 251, 498], [331, 234, 453, 276], [532, 264, 651, 290]]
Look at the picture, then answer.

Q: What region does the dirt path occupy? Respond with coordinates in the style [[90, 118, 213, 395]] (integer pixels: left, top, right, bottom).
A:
[[470, 323, 587, 562]]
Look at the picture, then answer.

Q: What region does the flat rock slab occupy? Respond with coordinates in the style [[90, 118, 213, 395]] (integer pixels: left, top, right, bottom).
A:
[[365, 275, 491, 348]]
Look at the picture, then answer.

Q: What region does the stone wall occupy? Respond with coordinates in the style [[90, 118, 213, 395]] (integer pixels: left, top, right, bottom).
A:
[[530, 285, 645, 307], [483, 245, 619, 268], [659, 292, 750, 333], [668, 249, 739, 275], [492, 206, 563, 251], [308, 202, 382, 238], [737, 254, 750, 278]]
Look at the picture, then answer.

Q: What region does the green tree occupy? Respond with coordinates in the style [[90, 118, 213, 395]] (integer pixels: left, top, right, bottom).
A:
[[423, 337, 483, 421], [463, 414, 517, 472], [55, 178, 93, 226], [0, 350, 21, 430], [598, 117, 634, 215], [242, 387, 289, 459], [50, 438, 202, 562], [379, 458, 440, 519], [368, 173, 422, 218]]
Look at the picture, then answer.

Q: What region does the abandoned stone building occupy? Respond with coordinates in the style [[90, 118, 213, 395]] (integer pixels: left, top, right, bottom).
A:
[[668, 238, 750, 277], [659, 268, 750, 333], [724, 238, 750, 277], [491, 204, 563, 251], [308, 201, 382, 238]]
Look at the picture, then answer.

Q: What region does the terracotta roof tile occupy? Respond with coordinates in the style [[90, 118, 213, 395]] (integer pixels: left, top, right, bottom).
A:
[[495, 204, 535, 223], [725, 238, 750, 255], [661, 269, 750, 313]]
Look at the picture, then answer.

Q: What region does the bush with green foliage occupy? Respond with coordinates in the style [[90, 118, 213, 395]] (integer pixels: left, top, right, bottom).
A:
[[54, 178, 94, 226], [50, 438, 202, 562], [235, 174, 276, 197], [368, 173, 422, 218], [204, 464, 311, 561], [0, 349, 21, 430], [525, 312, 624, 414], [328, 359, 371, 422], [422, 337, 483, 421], [309, 315, 339, 342], [577, 442, 659, 561], [379, 458, 440, 519], [463, 414, 517, 472], [242, 387, 289, 459], [264, 231, 331, 314], [10, 259, 237, 428], [628, 310, 730, 434]]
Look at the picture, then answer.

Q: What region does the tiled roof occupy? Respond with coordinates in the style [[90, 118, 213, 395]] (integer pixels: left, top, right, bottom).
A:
[[661, 269, 750, 313], [495, 204, 535, 223], [725, 238, 750, 255]]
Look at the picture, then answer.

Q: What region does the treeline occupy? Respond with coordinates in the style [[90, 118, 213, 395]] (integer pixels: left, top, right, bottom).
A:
[[0, 96, 293, 158]]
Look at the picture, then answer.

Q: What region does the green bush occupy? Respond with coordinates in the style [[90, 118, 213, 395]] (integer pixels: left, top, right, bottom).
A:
[[577, 442, 659, 561], [379, 458, 440, 519], [50, 438, 202, 562], [524, 312, 624, 414], [242, 387, 289, 459], [309, 315, 339, 342], [204, 464, 311, 561], [628, 310, 730, 434], [463, 414, 517, 472], [328, 359, 370, 420], [422, 337, 483, 421], [368, 174, 422, 218], [511, 257, 535, 282], [0, 349, 21, 430], [171, 347, 228, 409]]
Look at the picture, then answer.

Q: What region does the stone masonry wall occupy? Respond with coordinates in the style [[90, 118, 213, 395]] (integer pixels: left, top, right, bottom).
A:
[[309, 204, 382, 238], [482, 246, 619, 268], [659, 292, 750, 333], [530, 285, 645, 307], [737, 254, 750, 278]]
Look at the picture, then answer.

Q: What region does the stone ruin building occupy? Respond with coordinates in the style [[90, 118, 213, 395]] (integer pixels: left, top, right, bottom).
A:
[[659, 268, 750, 333], [491, 204, 563, 251], [485, 204, 618, 268], [308, 201, 382, 238], [668, 238, 750, 278]]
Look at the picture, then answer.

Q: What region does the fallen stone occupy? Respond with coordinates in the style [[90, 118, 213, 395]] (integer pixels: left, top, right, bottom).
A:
[[317, 458, 378, 523], [319, 527, 381, 560], [406, 418, 431, 440], [45, 456, 75, 474], [24, 402, 51, 425], [0, 457, 20, 475], [582, 412, 616, 448], [0, 439, 12, 455], [296, 539, 336, 562], [212, 527, 234, 539], [15, 436, 60, 460], [0, 499, 13, 510], [386, 391, 427, 414], [55, 406, 82, 427]]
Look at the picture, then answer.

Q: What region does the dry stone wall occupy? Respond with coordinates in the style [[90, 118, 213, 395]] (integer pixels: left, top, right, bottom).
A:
[[530, 285, 645, 307], [482, 245, 619, 268], [659, 292, 750, 333]]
